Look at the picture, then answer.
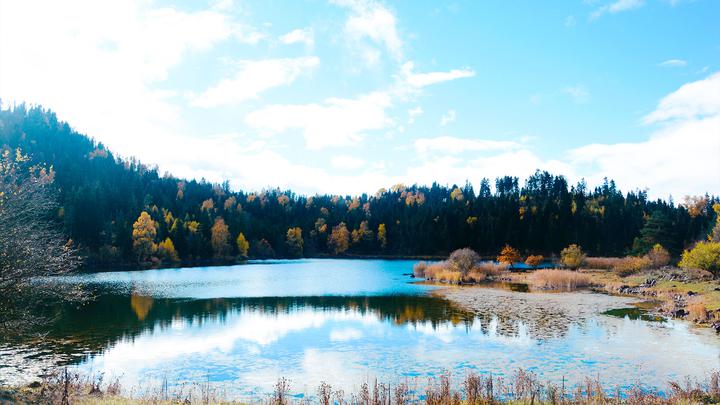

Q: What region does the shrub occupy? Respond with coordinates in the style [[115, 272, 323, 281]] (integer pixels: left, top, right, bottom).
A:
[[423, 262, 447, 280], [583, 257, 623, 270], [524, 255, 544, 269], [497, 245, 521, 268], [646, 244, 671, 268], [560, 244, 586, 270], [436, 269, 462, 284], [613, 256, 652, 277], [467, 261, 508, 282], [687, 300, 708, 322], [531, 269, 591, 290], [679, 241, 720, 277], [413, 261, 428, 278], [447, 248, 480, 276]]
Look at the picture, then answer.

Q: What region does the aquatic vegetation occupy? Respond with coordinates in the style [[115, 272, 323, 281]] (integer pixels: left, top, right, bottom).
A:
[[531, 269, 591, 290]]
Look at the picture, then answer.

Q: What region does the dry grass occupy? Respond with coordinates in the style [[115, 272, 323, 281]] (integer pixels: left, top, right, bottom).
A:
[[531, 269, 592, 290], [687, 299, 709, 322], [613, 256, 652, 277], [9, 368, 720, 404], [583, 257, 624, 270]]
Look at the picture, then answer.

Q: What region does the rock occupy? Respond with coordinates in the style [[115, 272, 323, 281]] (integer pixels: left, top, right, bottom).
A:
[[674, 309, 687, 318], [713, 322, 720, 333], [687, 291, 696, 296]]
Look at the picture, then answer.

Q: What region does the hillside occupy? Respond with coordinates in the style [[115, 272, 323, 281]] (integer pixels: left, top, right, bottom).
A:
[[0, 104, 716, 268]]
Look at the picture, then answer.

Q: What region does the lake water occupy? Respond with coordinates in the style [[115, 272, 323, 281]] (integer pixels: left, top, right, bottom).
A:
[[2, 259, 719, 400]]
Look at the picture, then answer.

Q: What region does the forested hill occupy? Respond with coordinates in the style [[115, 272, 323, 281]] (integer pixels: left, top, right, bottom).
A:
[[0, 104, 716, 268]]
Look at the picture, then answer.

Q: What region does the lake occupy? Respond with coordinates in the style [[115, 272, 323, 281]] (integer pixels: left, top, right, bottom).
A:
[[1, 259, 719, 400]]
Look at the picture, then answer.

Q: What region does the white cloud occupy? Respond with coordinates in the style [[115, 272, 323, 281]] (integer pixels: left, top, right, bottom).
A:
[[414, 136, 521, 156], [244, 91, 393, 149], [659, 59, 687, 68], [562, 85, 590, 103], [191, 57, 319, 107], [407, 106, 423, 124], [571, 72, 720, 198], [591, 0, 644, 19], [331, 155, 366, 170], [440, 110, 456, 126], [333, 0, 403, 61], [643, 72, 720, 123], [279, 28, 315, 48], [0, 0, 260, 161], [400, 61, 475, 88]]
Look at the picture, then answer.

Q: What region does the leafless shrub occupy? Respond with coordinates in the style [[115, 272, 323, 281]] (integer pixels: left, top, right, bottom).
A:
[[272, 377, 290, 405], [0, 148, 85, 335]]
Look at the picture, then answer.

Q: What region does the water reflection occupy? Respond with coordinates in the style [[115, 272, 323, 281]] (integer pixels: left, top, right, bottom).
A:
[[2, 260, 720, 399]]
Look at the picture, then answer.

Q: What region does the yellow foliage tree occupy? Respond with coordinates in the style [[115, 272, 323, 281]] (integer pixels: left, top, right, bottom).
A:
[[236, 232, 249, 257], [351, 220, 373, 245], [497, 245, 521, 269], [158, 237, 180, 262], [329, 222, 350, 255], [560, 244, 586, 270], [132, 211, 157, 262], [377, 223, 387, 249], [285, 227, 304, 257], [211, 217, 231, 258], [450, 187, 464, 201]]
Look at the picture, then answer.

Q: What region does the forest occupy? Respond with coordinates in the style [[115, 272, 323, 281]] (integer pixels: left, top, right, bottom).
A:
[[0, 104, 717, 269]]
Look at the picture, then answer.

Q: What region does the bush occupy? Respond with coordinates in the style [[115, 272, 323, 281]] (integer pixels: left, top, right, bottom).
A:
[[468, 261, 508, 282], [413, 261, 428, 278], [447, 248, 481, 276], [583, 257, 623, 270], [646, 244, 670, 268], [560, 244, 586, 270], [687, 300, 708, 323], [613, 256, 652, 277], [423, 262, 447, 280], [524, 255, 544, 269], [531, 269, 591, 290], [679, 241, 720, 277]]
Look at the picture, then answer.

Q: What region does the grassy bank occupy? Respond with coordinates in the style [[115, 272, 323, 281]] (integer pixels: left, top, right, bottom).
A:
[[4, 368, 720, 404]]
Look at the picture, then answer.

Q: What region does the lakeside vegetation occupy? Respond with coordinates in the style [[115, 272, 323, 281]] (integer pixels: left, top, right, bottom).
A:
[[1, 105, 717, 270], [4, 367, 720, 404]]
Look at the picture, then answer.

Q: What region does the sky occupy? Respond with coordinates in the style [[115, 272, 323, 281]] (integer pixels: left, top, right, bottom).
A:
[[0, 0, 718, 200]]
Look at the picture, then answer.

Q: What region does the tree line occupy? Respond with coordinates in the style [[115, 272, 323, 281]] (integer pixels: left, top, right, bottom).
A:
[[1, 104, 717, 269]]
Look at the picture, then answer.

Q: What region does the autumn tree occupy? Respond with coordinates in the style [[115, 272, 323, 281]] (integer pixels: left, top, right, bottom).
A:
[[679, 242, 720, 277], [236, 232, 249, 257], [377, 223, 387, 250], [211, 217, 231, 258], [285, 227, 304, 258], [561, 244, 586, 270], [710, 203, 720, 242], [351, 220, 374, 251], [251, 238, 275, 259], [133, 211, 157, 263], [525, 255, 544, 269], [329, 222, 350, 255], [158, 237, 180, 262], [497, 245, 521, 269]]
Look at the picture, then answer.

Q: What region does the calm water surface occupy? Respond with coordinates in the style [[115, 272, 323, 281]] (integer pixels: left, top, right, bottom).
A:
[[2, 259, 719, 399]]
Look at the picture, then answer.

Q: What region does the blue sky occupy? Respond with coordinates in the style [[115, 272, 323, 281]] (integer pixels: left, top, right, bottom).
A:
[[0, 0, 718, 199]]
